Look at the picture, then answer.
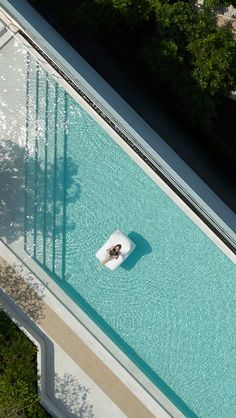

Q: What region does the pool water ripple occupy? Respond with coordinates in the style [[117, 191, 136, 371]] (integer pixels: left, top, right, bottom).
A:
[[17, 53, 236, 417]]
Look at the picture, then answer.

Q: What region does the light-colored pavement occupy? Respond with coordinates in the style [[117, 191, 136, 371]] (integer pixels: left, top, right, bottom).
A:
[[0, 233, 179, 418], [0, 255, 157, 418]]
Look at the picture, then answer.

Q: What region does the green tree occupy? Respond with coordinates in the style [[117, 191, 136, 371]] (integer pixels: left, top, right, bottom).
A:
[[138, 2, 195, 80], [203, 0, 236, 8], [139, 1, 236, 134], [188, 25, 236, 95], [0, 310, 49, 417], [26, 0, 236, 160]]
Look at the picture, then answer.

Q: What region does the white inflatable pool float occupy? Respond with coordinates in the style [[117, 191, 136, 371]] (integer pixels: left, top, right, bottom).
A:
[[96, 230, 136, 270]]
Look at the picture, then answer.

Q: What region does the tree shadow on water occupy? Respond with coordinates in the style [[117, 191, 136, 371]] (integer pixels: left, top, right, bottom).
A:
[[121, 231, 152, 271], [0, 139, 80, 245]]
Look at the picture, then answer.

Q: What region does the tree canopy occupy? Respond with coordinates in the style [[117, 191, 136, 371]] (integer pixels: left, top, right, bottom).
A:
[[203, 0, 236, 7], [0, 310, 50, 417], [27, 0, 236, 164]]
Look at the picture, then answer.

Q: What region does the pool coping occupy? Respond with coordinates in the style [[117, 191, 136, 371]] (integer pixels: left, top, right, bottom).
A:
[[0, 241, 177, 418]]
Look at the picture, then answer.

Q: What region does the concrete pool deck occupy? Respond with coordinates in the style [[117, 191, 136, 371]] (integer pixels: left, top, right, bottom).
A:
[[0, 242, 177, 418]]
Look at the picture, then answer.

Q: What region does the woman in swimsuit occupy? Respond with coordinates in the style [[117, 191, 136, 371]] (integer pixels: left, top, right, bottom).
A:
[[96, 244, 122, 270]]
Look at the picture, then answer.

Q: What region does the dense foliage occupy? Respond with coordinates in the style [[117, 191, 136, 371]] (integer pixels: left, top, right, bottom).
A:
[[203, 0, 236, 7], [27, 0, 236, 164], [0, 310, 49, 417]]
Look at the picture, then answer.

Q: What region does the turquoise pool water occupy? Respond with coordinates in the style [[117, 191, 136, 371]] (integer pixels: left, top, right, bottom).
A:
[[23, 56, 236, 417]]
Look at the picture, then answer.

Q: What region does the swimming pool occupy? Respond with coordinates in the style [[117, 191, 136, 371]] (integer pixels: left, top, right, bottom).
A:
[[2, 36, 236, 418]]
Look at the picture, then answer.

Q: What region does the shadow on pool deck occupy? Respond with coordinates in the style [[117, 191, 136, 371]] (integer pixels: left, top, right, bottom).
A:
[[122, 231, 152, 271], [0, 259, 96, 418]]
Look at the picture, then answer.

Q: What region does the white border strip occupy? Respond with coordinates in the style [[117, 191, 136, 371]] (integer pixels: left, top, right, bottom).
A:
[[0, 240, 179, 418]]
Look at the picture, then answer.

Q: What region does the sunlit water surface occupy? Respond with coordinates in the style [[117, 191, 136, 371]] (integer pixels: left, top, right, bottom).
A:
[[1, 40, 236, 418]]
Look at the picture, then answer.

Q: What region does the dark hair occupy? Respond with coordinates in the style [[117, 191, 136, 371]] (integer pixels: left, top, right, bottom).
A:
[[114, 244, 121, 250]]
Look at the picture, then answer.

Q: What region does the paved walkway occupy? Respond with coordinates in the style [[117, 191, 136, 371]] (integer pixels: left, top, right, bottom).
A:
[[41, 305, 155, 418], [0, 254, 170, 418]]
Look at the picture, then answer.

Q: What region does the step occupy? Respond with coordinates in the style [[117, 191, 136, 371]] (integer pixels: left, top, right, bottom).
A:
[[0, 19, 5, 34], [0, 29, 13, 50]]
